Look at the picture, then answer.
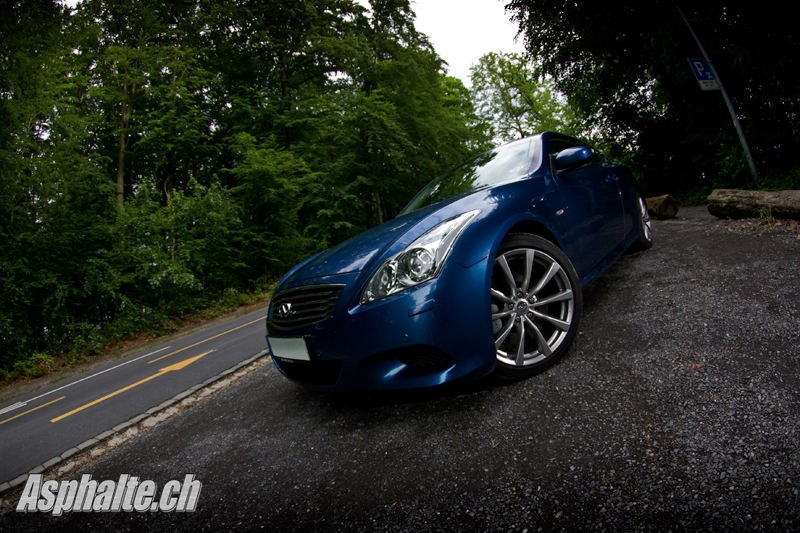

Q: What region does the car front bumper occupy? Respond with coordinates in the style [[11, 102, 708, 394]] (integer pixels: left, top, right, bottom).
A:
[[266, 257, 496, 393]]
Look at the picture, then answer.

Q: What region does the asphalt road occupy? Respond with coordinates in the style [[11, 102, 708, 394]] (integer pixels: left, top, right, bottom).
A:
[[0, 307, 269, 484], [2, 206, 799, 531]]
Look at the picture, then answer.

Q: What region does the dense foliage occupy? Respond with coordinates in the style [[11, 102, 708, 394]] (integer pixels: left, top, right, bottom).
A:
[[506, 0, 800, 194], [470, 52, 581, 143], [0, 0, 491, 374]]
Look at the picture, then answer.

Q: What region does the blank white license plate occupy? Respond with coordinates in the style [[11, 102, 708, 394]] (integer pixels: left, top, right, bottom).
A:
[[268, 337, 310, 361]]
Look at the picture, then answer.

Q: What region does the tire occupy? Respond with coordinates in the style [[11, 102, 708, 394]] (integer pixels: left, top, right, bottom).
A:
[[491, 234, 582, 379], [629, 193, 653, 251]]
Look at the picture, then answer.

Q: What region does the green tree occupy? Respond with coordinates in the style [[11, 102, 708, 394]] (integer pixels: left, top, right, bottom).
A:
[[470, 52, 579, 143], [0, 0, 75, 366], [74, 0, 159, 205], [301, 0, 490, 246], [0, 0, 493, 377], [226, 132, 318, 272], [506, 0, 800, 192]]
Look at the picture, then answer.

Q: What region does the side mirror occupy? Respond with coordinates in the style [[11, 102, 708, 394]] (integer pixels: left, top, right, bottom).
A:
[[554, 146, 592, 174]]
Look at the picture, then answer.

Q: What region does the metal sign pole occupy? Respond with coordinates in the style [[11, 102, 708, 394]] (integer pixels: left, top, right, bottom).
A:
[[673, 1, 760, 187]]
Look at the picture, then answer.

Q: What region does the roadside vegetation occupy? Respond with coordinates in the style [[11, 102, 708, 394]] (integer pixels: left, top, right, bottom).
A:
[[1, 286, 272, 384], [1, 0, 797, 383]]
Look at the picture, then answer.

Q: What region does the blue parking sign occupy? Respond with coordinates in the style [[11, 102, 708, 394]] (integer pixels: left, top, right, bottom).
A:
[[688, 58, 720, 91]]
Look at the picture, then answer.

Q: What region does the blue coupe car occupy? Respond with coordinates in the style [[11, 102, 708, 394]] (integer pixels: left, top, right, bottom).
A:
[[266, 132, 652, 392]]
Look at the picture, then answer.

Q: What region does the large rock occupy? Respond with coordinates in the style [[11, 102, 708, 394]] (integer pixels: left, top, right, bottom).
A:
[[645, 194, 679, 220], [707, 189, 800, 219]]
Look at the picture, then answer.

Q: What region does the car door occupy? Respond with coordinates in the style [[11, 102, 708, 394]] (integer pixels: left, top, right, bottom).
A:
[[547, 135, 625, 274]]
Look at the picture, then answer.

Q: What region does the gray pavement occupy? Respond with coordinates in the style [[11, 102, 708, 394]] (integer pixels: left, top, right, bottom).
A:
[[0, 307, 269, 484]]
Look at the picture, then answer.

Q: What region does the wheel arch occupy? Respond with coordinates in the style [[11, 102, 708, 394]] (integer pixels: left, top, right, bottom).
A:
[[503, 219, 560, 248], [474, 213, 570, 283], [486, 215, 567, 267], [478, 215, 570, 318]]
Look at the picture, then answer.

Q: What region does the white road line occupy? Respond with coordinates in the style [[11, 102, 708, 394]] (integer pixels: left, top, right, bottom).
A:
[[0, 346, 172, 416], [0, 402, 26, 416]]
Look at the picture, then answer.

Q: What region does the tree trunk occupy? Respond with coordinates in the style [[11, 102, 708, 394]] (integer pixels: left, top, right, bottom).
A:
[[373, 188, 384, 225], [707, 189, 800, 219], [116, 98, 134, 205], [116, 129, 126, 206]]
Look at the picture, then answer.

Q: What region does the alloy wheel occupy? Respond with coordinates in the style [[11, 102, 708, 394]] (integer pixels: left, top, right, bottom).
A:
[[491, 246, 575, 367]]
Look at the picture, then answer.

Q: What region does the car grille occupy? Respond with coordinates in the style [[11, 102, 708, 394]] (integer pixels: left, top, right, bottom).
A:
[[269, 284, 344, 330]]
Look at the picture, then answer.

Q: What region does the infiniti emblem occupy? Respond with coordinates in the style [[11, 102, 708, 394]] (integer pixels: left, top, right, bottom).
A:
[[277, 303, 294, 318]]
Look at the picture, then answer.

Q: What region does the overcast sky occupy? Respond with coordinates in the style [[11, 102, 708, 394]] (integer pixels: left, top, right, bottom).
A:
[[409, 0, 526, 87]]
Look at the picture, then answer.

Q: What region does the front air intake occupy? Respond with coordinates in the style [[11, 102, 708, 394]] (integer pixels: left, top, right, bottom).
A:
[[269, 284, 344, 330], [394, 346, 455, 370]]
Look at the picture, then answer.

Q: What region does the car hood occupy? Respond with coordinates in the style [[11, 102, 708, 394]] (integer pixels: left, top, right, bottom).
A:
[[284, 208, 437, 284]]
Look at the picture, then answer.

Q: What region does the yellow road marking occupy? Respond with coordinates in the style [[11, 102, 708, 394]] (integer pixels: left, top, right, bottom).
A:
[[0, 397, 66, 425], [51, 351, 212, 423], [147, 316, 266, 365]]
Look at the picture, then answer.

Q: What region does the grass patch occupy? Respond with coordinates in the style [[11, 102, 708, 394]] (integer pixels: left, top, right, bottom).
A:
[[759, 207, 779, 226]]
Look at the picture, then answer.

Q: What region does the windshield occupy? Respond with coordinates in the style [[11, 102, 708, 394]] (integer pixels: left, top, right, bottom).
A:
[[401, 136, 541, 215]]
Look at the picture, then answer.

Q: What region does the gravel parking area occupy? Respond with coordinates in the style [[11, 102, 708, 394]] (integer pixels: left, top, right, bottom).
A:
[[3, 206, 799, 532]]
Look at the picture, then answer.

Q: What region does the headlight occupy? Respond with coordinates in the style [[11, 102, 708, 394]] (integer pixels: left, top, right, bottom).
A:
[[361, 210, 480, 305]]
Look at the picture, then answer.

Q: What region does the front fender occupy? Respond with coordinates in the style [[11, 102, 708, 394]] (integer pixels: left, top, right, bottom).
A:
[[448, 173, 571, 269]]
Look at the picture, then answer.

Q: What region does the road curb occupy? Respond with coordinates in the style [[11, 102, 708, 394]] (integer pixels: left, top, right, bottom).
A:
[[0, 349, 270, 496]]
